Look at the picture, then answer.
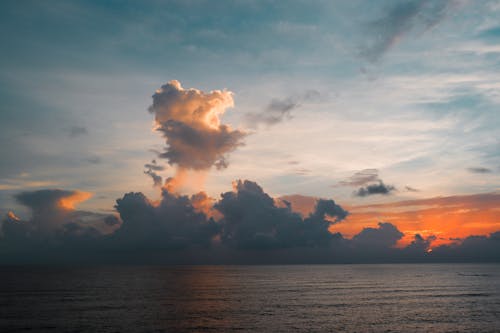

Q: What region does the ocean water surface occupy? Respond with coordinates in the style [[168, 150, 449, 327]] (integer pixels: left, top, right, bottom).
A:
[[0, 264, 499, 332]]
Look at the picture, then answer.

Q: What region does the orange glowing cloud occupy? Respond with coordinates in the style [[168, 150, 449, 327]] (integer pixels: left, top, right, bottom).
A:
[[10, 189, 115, 237], [7, 211, 21, 221], [148, 80, 246, 195], [58, 191, 92, 210], [190, 191, 222, 221], [149, 80, 246, 173]]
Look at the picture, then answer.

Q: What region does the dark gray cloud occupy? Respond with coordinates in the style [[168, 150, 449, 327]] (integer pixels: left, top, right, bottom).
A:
[[404, 234, 435, 254], [111, 187, 219, 249], [68, 126, 88, 138], [361, 0, 455, 62], [352, 222, 404, 249], [431, 232, 500, 262], [214, 180, 348, 249], [354, 181, 396, 197], [85, 156, 102, 164], [144, 159, 165, 172], [338, 169, 379, 187], [144, 160, 165, 188], [144, 169, 162, 188], [467, 167, 492, 174], [405, 185, 419, 192], [1, 182, 499, 264], [337, 169, 398, 196], [104, 215, 120, 226], [244, 90, 321, 128], [149, 81, 246, 171], [15, 189, 76, 213], [1, 189, 118, 245]]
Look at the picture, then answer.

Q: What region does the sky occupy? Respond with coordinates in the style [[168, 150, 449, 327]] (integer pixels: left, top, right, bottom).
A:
[[0, 0, 499, 263]]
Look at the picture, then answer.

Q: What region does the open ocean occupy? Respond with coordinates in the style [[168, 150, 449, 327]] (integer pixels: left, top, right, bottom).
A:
[[0, 264, 499, 332]]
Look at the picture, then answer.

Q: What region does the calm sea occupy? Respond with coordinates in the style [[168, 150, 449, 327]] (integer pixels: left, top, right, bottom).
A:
[[0, 264, 499, 332]]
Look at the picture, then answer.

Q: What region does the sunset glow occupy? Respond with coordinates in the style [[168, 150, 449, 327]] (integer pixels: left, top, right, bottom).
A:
[[57, 191, 92, 210], [339, 193, 500, 248], [1, 2, 499, 332], [0, 0, 499, 264]]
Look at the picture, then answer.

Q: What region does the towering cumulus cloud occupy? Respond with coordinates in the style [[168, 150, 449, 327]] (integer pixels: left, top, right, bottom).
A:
[[148, 80, 246, 174]]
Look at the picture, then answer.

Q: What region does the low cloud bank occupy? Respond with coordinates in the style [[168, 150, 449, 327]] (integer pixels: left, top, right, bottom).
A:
[[1, 181, 498, 264]]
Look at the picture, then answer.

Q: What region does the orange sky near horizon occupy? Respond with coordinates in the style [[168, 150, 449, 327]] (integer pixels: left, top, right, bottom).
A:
[[281, 192, 500, 248], [55, 189, 500, 250]]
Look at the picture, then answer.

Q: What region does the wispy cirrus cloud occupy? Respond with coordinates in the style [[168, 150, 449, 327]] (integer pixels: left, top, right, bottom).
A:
[[68, 126, 88, 138], [0, 179, 60, 191], [244, 90, 321, 129], [405, 186, 420, 192], [467, 167, 492, 174], [338, 169, 380, 187], [361, 0, 457, 62]]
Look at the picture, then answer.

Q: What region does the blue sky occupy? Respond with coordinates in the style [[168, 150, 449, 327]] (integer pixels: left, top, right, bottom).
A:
[[1, 0, 500, 217]]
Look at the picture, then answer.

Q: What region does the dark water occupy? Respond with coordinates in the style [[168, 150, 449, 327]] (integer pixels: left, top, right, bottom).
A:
[[0, 264, 499, 332]]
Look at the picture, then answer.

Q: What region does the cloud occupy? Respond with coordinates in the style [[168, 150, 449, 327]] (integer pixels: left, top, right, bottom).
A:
[[338, 169, 379, 187], [68, 126, 88, 138], [244, 90, 321, 128], [337, 170, 397, 197], [0, 179, 59, 191], [404, 233, 435, 254], [15, 189, 90, 216], [352, 222, 404, 249], [111, 187, 219, 249], [144, 159, 165, 172], [293, 168, 311, 175], [354, 192, 500, 210], [432, 232, 500, 262], [85, 156, 101, 164], [144, 169, 162, 188], [214, 180, 348, 249], [143, 160, 165, 188], [336, 192, 500, 248], [1, 189, 118, 244], [405, 185, 419, 192], [1, 183, 499, 263], [354, 181, 396, 197], [148, 80, 246, 171], [361, 0, 456, 62], [467, 167, 492, 174], [279, 192, 500, 248]]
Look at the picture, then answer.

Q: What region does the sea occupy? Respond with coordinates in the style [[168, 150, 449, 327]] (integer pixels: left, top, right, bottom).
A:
[[0, 264, 499, 332]]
